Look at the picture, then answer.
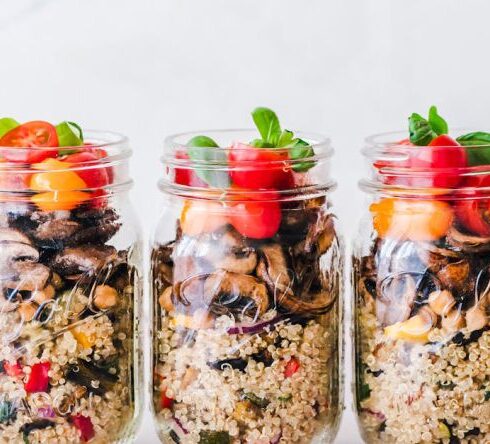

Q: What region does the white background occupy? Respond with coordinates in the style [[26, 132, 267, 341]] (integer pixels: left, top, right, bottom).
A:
[[2, 1, 490, 442]]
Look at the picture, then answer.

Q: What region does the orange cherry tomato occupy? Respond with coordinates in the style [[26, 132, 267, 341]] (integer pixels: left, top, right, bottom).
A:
[[30, 159, 91, 211], [180, 200, 229, 236], [370, 198, 453, 241]]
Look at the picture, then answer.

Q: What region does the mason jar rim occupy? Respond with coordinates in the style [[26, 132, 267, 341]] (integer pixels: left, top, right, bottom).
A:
[[360, 129, 490, 200], [160, 128, 336, 201], [0, 130, 133, 195]]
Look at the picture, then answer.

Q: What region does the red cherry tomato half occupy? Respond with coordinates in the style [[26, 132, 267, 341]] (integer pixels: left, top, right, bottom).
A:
[[64, 152, 110, 189], [174, 151, 208, 187], [72, 415, 95, 442], [229, 191, 281, 239], [0, 121, 58, 163], [229, 143, 293, 190], [160, 392, 174, 409]]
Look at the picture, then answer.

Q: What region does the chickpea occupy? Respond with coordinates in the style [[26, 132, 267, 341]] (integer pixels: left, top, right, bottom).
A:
[[93, 285, 118, 310], [466, 307, 487, 332], [428, 290, 455, 317], [32, 285, 55, 304], [19, 302, 37, 322], [158, 287, 174, 312]]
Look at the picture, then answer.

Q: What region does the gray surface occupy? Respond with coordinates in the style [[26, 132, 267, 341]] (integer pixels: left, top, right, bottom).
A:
[[2, 1, 490, 442]]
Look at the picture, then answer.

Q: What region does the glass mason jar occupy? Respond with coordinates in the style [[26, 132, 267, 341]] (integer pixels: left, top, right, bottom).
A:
[[151, 130, 344, 444], [0, 132, 142, 443], [353, 132, 490, 444]]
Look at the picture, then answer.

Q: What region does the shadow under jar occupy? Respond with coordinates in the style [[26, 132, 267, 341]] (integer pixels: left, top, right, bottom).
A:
[[353, 132, 490, 444], [151, 130, 343, 444], [0, 133, 142, 443]]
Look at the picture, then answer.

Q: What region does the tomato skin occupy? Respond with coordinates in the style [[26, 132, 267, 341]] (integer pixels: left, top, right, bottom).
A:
[[284, 357, 300, 378], [25, 361, 50, 393], [0, 121, 58, 163], [229, 143, 293, 190], [229, 192, 282, 239], [64, 152, 109, 189], [72, 415, 95, 442], [3, 360, 23, 377], [174, 152, 208, 187], [160, 392, 174, 410]]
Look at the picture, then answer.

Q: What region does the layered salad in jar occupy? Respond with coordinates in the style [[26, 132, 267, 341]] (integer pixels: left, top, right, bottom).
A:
[[354, 107, 490, 443], [0, 119, 139, 443], [152, 108, 343, 444]]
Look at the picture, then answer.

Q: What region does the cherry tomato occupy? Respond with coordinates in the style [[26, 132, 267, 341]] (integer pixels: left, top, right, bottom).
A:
[[64, 152, 110, 189], [229, 191, 281, 239], [3, 360, 23, 377], [174, 151, 208, 187], [370, 198, 453, 241], [0, 121, 58, 163], [25, 361, 50, 393], [454, 174, 490, 236], [229, 143, 293, 190], [284, 357, 300, 378], [72, 415, 95, 442]]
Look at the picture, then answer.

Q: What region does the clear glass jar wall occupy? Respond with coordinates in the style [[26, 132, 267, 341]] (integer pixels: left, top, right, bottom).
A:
[[353, 132, 490, 444], [0, 132, 142, 443], [151, 130, 344, 444]]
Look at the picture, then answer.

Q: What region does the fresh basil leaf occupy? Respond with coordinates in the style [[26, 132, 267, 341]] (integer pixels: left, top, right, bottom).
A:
[[278, 129, 294, 147], [187, 135, 230, 188], [250, 139, 275, 148], [0, 118, 19, 139], [289, 138, 315, 172], [251, 107, 281, 145], [409, 113, 436, 146], [457, 132, 490, 166], [428, 106, 448, 136], [56, 121, 84, 147]]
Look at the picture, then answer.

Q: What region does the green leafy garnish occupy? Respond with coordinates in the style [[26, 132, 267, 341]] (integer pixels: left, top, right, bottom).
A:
[[359, 382, 371, 401], [0, 118, 19, 139], [242, 391, 270, 408], [187, 135, 230, 188], [199, 431, 231, 444], [457, 132, 490, 166], [56, 121, 84, 155], [408, 106, 448, 145], [250, 107, 316, 171], [428, 106, 448, 136], [278, 393, 292, 402]]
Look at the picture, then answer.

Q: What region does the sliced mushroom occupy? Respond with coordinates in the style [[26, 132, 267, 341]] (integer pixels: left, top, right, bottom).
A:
[[0, 228, 32, 245], [376, 273, 417, 327], [210, 229, 257, 275], [5, 262, 51, 291], [203, 270, 269, 318], [304, 213, 335, 255], [257, 243, 334, 315], [33, 219, 80, 242], [51, 245, 119, 277], [446, 227, 490, 253], [0, 241, 40, 280], [428, 290, 455, 316], [436, 260, 470, 292]]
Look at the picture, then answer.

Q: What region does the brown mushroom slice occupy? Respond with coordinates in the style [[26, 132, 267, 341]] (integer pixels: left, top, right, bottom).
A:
[[0, 241, 40, 279], [210, 229, 257, 275], [51, 245, 119, 277], [304, 213, 335, 254], [33, 219, 81, 242], [277, 288, 335, 315], [446, 227, 490, 253], [5, 262, 51, 292], [436, 260, 470, 292], [0, 228, 32, 245], [376, 273, 417, 327], [203, 270, 269, 318]]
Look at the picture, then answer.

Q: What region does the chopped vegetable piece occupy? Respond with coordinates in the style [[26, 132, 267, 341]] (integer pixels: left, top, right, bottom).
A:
[[242, 392, 270, 408], [25, 362, 50, 393], [20, 419, 54, 439], [4, 360, 23, 377], [384, 314, 432, 343], [72, 414, 95, 442], [199, 430, 231, 444], [438, 422, 451, 439], [284, 357, 300, 378], [0, 401, 16, 424], [359, 382, 371, 401], [160, 391, 174, 409], [64, 152, 110, 189], [65, 360, 117, 395], [278, 393, 292, 402], [180, 200, 229, 236]]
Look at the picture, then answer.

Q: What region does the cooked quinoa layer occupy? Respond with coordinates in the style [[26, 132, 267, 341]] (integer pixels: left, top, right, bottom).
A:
[[154, 309, 340, 444], [356, 292, 490, 444]]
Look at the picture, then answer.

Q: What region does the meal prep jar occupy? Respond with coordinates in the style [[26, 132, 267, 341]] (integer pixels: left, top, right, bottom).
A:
[[0, 133, 142, 443], [353, 132, 490, 444], [151, 130, 343, 444]]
